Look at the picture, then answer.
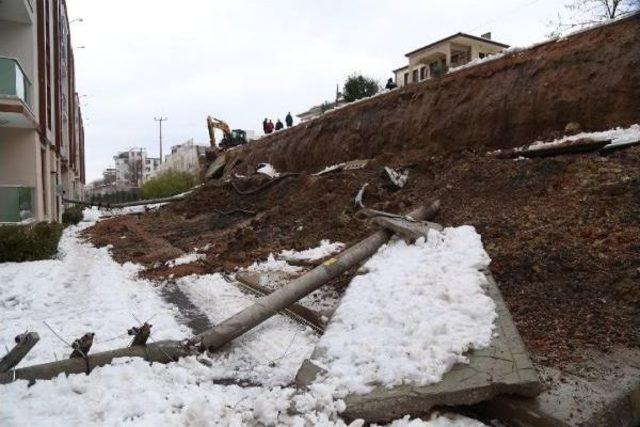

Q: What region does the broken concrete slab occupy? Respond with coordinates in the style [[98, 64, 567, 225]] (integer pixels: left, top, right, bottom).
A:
[[472, 346, 640, 427], [295, 271, 541, 424], [205, 153, 227, 179]]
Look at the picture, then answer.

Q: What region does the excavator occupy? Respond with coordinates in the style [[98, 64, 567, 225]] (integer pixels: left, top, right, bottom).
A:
[[206, 116, 248, 151]]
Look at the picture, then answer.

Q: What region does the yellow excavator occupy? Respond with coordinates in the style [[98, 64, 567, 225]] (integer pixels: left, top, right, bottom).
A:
[[207, 116, 248, 150]]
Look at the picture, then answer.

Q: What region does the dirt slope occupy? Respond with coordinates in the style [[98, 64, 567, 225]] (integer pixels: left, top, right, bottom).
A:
[[226, 14, 640, 174], [86, 17, 640, 368]]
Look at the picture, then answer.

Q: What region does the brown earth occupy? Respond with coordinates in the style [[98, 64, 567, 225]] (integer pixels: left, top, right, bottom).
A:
[[87, 146, 640, 367], [85, 17, 640, 368], [224, 14, 640, 175]]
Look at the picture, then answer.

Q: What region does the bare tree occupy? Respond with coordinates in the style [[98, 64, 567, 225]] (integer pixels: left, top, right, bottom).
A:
[[549, 0, 639, 36]]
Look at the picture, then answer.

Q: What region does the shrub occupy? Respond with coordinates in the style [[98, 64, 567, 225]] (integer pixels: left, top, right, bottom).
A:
[[141, 170, 198, 200], [0, 222, 64, 263], [342, 74, 380, 102], [62, 205, 84, 226]]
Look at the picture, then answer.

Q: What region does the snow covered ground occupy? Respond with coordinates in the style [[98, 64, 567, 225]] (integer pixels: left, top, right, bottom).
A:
[[310, 227, 496, 396], [0, 208, 489, 426]]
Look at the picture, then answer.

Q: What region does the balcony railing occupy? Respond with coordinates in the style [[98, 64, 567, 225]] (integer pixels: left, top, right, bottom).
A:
[[0, 186, 35, 223], [0, 57, 32, 107]]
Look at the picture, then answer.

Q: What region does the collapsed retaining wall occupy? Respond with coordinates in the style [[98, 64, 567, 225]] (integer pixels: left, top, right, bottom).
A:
[[229, 14, 640, 173]]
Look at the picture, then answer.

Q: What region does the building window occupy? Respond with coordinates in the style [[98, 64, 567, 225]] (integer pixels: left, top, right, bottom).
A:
[[403, 72, 409, 85], [412, 69, 419, 83], [420, 66, 426, 80]]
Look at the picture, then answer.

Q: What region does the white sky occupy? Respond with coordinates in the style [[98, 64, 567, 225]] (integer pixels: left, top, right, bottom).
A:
[[66, 0, 565, 182]]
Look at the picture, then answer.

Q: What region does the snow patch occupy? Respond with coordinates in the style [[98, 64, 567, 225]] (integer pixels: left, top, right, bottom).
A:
[[280, 240, 345, 261], [256, 163, 280, 178], [311, 226, 496, 396], [165, 252, 205, 267]]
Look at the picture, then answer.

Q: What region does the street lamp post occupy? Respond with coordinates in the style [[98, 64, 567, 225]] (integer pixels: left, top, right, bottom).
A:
[[154, 117, 168, 164]]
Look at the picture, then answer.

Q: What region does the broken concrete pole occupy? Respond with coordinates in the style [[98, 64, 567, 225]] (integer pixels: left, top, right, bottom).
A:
[[235, 271, 328, 332], [0, 332, 39, 373], [0, 340, 192, 385], [372, 216, 443, 242], [295, 271, 541, 424], [194, 201, 441, 352]]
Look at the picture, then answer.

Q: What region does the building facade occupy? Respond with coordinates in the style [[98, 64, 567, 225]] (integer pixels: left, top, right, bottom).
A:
[[393, 32, 509, 87], [0, 0, 85, 223], [149, 139, 206, 179], [113, 148, 159, 188]]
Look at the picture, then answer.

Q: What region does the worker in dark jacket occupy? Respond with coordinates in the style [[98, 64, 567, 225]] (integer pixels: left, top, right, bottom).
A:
[[385, 78, 397, 90], [275, 119, 284, 131], [262, 118, 268, 133], [285, 112, 293, 128]]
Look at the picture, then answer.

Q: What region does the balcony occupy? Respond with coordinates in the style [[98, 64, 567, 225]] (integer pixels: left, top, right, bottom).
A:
[[0, 186, 35, 223], [0, 57, 36, 128], [0, 0, 34, 24]]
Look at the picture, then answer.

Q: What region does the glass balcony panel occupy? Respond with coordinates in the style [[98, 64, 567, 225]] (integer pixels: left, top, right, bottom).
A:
[[0, 186, 35, 222], [0, 57, 31, 107]]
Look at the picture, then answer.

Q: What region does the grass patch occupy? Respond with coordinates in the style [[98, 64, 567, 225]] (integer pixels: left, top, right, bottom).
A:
[[0, 222, 64, 263], [62, 205, 84, 226], [141, 170, 198, 200]]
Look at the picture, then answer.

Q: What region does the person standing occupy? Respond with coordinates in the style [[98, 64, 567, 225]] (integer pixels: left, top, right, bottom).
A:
[[262, 118, 268, 134], [266, 119, 274, 134], [275, 119, 284, 131], [285, 112, 293, 128], [385, 78, 397, 90]]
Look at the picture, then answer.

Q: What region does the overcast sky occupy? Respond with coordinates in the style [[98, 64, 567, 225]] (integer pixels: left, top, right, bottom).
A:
[[66, 0, 565, 182]]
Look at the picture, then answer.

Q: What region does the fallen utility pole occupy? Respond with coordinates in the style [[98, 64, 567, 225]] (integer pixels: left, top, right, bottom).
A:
[[0, 332, 39, 373], [0, 340, 192, 385], [193, 200, 440, 352], [63, 193, 189, 210], [0, 201, 439, 384]]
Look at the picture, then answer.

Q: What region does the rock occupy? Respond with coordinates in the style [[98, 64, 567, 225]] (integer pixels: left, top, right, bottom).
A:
[[565, 122, 582, 135]]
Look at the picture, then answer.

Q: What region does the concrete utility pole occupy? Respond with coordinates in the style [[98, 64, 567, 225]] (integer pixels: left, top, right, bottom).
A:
[[154, 116, 167, 164]]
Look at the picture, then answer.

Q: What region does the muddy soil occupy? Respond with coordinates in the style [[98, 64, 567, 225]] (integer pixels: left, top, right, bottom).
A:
[[87, 146, 640, 368]]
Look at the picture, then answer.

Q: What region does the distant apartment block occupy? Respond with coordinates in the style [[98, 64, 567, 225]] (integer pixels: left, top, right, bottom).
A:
[[149, 139, 207, 179], [393, 32, 509, 87], [113, 148, 159, 188], [0, 0, 85, 223]]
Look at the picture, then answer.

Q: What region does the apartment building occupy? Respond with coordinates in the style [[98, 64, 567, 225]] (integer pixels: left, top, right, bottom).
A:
[[113, 148, 159, 188], [149, 139, 207, 179], [0, 0, 85, 223], [393, 32, 509, 87]]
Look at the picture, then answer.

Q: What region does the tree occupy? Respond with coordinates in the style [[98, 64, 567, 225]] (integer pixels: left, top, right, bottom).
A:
[[342, 74, 380, 103], [549, 0, 639, 35]]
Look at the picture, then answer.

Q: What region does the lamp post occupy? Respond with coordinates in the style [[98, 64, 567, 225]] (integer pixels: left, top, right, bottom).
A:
[[154, 117, 167, 164]]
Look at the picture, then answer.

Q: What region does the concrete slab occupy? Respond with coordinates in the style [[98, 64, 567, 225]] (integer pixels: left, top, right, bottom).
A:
[[295, 271, 541, 424], [472, 346, 640, 427], [205, 153, 227, 179]]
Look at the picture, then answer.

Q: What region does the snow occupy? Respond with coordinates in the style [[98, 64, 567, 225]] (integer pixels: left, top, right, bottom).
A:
[[165, 252, 205, 267], [528, 124, 640, 150], [0, 220, 190, 366], [256, 162, 280, 178], [176, 273, 317, 386], [0, 207, 489, 426], [313, 162, 347, 176], [310, 226, 496, 396], [280, 239, 345, 261], [244, 253, 304, 274]]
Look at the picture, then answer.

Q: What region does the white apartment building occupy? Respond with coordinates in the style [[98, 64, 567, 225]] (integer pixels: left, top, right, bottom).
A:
[[150, 139, 206, 179], [113, 148, 159, 188], [0, 0, 85, 223]]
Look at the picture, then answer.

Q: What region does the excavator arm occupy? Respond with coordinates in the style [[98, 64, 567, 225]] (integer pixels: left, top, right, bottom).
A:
[[207, 116, 232, 149]]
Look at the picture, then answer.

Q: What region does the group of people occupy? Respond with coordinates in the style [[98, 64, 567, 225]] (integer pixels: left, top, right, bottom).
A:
[[263, 112, 294, 134]]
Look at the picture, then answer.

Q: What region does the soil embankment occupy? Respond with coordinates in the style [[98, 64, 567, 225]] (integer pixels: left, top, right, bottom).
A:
[[227, 14, 640, 173], [87, 16, 640, 368]]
